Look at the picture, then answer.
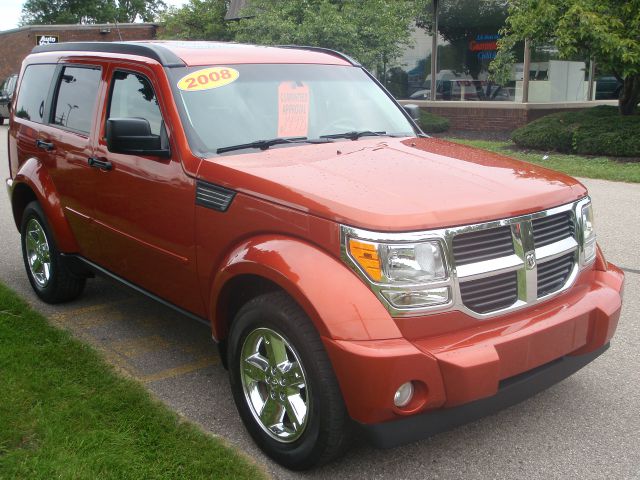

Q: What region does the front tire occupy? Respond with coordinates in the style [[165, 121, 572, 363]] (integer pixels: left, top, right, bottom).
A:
[[20, 201, 85, 303], [228, 292, 351, 470]]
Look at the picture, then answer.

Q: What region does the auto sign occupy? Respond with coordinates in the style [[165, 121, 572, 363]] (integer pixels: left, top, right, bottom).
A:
[[36, 35, 59, 45]]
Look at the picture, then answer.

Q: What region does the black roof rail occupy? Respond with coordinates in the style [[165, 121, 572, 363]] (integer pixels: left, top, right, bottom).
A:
[[31, 41, 186, 68], [276, 45, 360, 66]]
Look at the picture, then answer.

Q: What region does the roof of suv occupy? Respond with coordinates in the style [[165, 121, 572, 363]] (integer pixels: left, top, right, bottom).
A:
[[31, 41, 357, 67]]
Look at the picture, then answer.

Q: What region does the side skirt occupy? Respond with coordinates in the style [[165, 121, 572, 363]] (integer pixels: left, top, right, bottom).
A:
[[60, 253, 212, 330]]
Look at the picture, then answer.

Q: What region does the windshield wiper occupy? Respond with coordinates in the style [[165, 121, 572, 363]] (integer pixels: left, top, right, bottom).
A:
[[217, 136, 309, 154], [320, 130, 388, 141]]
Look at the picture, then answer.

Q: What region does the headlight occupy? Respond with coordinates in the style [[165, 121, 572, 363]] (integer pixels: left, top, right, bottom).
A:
[[581, 202, 596, 264], [347, 237, 450, 309], [380, 243, 446, 283]]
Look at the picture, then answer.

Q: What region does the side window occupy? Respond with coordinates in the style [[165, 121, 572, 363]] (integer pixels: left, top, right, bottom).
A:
[[8, 76, 17, 96], [52, 66, 101, 134], [108, 71, 163, 135], [14, 64, 56, 123]]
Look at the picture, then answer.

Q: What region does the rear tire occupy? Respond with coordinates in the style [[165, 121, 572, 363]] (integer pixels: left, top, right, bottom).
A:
[[228, 291, 351, 470], [20, 201, 85, 303]]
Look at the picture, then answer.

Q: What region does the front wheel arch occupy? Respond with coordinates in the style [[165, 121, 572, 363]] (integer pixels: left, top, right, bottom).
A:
[[209, 235, 402, 344]]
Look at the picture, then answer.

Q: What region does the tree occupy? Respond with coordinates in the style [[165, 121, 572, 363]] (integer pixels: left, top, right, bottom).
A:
[[20, 0, 165, 25], [491, 0, 640, 115], [231, 0, 418, 73], [159, 0, 233, 41]]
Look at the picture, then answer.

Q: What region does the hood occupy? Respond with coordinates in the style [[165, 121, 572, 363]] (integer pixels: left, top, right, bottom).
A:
[[198, 137, 586, 231]]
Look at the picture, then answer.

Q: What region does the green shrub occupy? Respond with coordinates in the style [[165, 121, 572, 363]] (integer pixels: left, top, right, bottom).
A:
[[419, 110, 450, 133], [511, 112, 575, 152], [511, 106, 640, 157]]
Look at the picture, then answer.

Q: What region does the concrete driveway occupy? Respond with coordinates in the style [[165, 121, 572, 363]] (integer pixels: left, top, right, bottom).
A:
[[1, 124, 639, 479]]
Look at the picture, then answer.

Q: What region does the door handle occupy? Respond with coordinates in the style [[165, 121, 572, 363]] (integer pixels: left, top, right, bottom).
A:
[[35, 139, 54, 151], [88, 157, 113, 171]]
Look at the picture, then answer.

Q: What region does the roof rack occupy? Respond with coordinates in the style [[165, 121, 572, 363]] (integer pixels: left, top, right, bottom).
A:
[[31, 41, 185, 68], [276, 45, 360, 66]]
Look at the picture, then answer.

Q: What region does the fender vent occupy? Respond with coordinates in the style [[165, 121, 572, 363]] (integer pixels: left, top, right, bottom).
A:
[[196, 181, 236, 212]]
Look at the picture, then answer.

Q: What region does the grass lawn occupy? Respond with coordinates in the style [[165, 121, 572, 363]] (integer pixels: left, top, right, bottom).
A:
[[447, 138, 640, 184], [0, 283, 267, 480]]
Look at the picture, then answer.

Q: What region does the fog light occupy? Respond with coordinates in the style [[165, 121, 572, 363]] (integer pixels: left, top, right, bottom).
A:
[[381, 287, 450, 308], [394, 381, 414, 408]]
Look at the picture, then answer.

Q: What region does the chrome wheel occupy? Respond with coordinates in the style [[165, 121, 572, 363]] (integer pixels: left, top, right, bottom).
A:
[[240, 327, 310, 443], [25, 218, 51, 288]]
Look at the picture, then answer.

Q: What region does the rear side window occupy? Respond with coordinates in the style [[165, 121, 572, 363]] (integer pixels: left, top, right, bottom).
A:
[[14, 64, 56, 123], [53, 66, 101, 134], [108, 71, 163, 135]]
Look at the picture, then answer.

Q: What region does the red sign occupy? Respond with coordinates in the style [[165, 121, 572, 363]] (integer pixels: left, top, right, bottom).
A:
[[469, 40, 498, 52]]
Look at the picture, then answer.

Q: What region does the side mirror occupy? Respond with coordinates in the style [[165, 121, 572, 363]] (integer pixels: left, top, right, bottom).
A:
[[106, 117, 170, 158], [403, 104, 421, 121]]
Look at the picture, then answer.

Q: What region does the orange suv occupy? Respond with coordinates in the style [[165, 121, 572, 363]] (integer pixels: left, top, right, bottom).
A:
[[5, 41, 624, 470]]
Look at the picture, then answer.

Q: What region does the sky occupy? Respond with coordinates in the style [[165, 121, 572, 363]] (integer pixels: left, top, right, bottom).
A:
[[0, 0, 188, 31]]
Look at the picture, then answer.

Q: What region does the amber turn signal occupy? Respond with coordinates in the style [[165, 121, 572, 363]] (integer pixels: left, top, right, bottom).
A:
[[348, 238, 382, 281]]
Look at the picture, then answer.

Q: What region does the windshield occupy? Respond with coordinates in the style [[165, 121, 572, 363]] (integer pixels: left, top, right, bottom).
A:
[[169, 64, 416, 156]]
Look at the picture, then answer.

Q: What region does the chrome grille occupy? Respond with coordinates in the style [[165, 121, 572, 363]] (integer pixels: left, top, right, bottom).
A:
[[452, 226, 514, 266], [452, 207, 580, 315], [532, 212, 574, 248], [537, 252, 575, 298], [459, 271, 518, 314]]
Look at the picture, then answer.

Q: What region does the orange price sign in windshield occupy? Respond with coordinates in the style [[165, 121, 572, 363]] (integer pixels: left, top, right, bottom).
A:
[[277, 81, 310, 137]]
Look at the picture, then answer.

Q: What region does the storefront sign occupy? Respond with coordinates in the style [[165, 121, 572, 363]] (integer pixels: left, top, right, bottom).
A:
[[469, 34, 499, 60], [36, 35, 59, 45]]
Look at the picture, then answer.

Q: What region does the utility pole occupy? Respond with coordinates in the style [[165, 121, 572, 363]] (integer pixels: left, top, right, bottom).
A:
[[587, 58, 596, 101], [522, 38, 531, 103], [430, 0, 439, 101]]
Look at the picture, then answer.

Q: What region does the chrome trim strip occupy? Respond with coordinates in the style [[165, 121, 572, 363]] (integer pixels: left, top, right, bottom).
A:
[[340, 197, 592, 319], [457, 254, 523, 281], [535, 237, 578, 262]]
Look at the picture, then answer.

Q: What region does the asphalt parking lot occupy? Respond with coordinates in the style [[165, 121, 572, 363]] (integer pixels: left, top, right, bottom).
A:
[[1, 123, 639, 479]]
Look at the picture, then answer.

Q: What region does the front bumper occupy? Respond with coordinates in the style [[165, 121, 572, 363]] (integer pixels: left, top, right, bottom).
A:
[[322, 264, 624, 445], [362, 343, 609, 448]]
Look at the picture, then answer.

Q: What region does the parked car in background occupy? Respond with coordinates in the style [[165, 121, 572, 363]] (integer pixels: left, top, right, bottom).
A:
[[595, 75, 623, 100], [409, 76, 512, 101], [6, 41, 624, 470], [0, 74, 18, 124]]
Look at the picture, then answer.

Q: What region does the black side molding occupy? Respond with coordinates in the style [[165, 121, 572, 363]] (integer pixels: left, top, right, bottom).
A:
[[195, 181, 236, 212], [359, 343, 610, 449]]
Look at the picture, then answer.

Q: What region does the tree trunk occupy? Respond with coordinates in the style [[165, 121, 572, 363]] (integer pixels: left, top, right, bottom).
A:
[[619, 74, 640, 115]]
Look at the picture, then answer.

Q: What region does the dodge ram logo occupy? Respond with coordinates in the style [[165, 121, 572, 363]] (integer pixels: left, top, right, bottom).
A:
[[525, 252, 536, 270]]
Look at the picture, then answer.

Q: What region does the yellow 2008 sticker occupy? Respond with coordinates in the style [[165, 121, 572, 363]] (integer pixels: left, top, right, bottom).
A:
[[177, 67, 239, 91]]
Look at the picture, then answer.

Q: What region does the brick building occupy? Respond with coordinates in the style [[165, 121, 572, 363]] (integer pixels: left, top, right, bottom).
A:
[[0, 23, 157, 81]]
